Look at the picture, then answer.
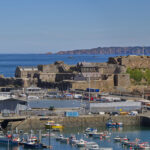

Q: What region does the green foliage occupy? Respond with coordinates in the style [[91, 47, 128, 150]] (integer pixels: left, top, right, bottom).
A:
[[143, 69, 150, 83], [126, 68, 143, 82]]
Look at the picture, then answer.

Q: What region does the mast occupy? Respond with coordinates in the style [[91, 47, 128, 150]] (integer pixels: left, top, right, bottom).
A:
[[88, 76, 90, 102]]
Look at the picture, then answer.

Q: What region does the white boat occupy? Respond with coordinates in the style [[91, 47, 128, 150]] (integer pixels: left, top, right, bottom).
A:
[[89, 144, 100, 150], [60, 137, 69, 143], [99, 148, 113, 150], [76, 139, 87, 147], [56, 134, 63, 141], [41, 133, 55, 138], [27, 95, 39, 100], [87, 130, 99, 137], [114, 136, 128, 142], [92, 132, 104, 138], [85, 128, 97, 133], [113, 136, 121, 142], [69, 135, 78, 144]]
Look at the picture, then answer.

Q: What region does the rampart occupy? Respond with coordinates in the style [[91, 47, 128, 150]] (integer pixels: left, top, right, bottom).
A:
[[108, 55, 150, 69]]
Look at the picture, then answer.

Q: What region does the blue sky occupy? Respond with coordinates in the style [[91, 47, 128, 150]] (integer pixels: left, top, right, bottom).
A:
[[0, 0, 150, 53]]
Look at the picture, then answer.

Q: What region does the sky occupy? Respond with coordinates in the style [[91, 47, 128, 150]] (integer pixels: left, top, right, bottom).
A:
[[0, 0, 150, 53]]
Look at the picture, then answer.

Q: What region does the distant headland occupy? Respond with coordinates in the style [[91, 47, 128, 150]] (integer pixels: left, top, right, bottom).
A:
[[55, 46, 150, 55]]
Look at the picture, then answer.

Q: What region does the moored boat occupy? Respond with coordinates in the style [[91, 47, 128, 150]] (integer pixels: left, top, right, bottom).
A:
[[76, 139, 87, 147], [88, 144, 100, 150], [45, 120, 63, 130], [60, 137, 69, 143], [106, 119, 123, 128], [85, 128, 97, 133], [56, 134, 64, 141]]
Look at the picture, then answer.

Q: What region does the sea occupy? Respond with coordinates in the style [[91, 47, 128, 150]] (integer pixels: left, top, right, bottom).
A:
[[1, 126, 150, 150], [0, 54, 122, 77], [0, 54, 149, 150]]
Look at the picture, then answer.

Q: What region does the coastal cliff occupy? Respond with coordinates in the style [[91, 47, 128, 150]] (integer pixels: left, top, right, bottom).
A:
[[56, 46, 150, 55]]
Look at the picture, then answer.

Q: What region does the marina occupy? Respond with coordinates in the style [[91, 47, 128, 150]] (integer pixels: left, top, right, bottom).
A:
[[0, 126, 149, 149]]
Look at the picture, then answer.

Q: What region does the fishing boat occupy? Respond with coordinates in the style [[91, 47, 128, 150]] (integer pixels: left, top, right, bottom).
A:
[[45, 120, 55, 129], [23, 138, 43, 149], [12, 137, 21, 145], [52, 123, 63, 131], [106, 119, 123, 128], [0, 132, 18, 146], [45, 120, 63, 130]]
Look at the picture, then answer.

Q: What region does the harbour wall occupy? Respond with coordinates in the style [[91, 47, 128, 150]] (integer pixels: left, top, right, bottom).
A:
[[10, 115, 142, 130], [140, 116, 150, 127]]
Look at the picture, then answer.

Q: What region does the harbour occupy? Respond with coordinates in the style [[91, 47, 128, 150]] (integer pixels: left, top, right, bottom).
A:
[[0, 126, 150, 150], [1, 0, 150, 149], [0, 54, 149, 150]]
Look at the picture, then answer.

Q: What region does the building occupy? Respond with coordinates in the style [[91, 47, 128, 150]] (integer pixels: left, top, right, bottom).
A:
[[86, 101, 142, 113], [0, 98, 28, 115], [15, 66, 38, 78]]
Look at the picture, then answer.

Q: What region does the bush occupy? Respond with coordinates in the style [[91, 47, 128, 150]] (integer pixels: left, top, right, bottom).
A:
[[127, 68, 143, 82], [144, 69, 150, 84]]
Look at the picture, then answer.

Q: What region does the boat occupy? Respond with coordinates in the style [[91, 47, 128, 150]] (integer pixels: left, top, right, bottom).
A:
[[90, 132, 104, 138], [12, 137, 21, 145], [23, 138, 43, 149], [89, 144, 100, 150], [135, 142, 150, 150], [99, 148, 113, 150], [56, 134, 64, 141], [45, 120, 63, 130], [27, 95, 39, 100], [76, 139, 87, 147], [106, 119, 123, 128], [114, 136, 128, 142], [0, 132, 18, 146], [69, 135, 78, 144], [86, 142, 99, 148], [52, 123, 63, 131], [41, 133, 55, 138], [60, 137, 69, 143], [85, 128, 97, 133]]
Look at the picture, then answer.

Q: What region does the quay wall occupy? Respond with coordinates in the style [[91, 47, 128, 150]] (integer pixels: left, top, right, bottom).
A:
[[140, 116, 150, 127], [10, 115, 141, 130]]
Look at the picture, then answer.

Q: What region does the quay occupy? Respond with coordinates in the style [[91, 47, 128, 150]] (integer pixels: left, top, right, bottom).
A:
[[9, 114, 150, 131]]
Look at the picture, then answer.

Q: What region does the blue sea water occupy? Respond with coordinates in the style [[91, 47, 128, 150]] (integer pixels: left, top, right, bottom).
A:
[[0, 54, 122, 77]]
